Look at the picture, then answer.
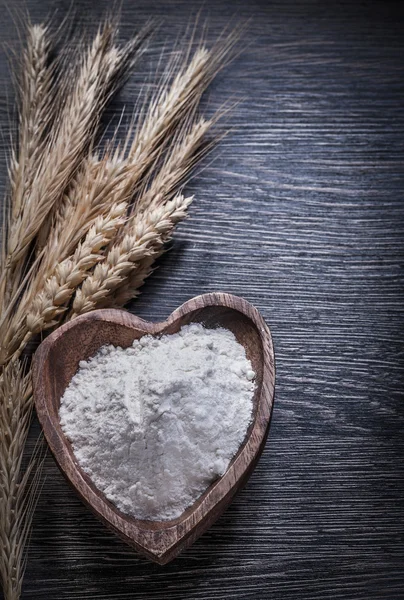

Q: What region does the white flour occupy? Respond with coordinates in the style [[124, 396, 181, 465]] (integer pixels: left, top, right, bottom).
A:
[[59, 323, 255, 520]]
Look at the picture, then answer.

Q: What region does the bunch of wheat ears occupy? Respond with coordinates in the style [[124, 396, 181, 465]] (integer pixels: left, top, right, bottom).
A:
[[0, 16, 237, 599]]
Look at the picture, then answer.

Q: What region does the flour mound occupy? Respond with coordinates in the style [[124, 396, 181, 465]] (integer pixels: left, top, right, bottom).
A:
[[59, 323, 255, 521]]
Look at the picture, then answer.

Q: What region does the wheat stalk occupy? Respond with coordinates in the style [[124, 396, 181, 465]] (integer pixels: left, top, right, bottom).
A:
[[38, 39, 227, 309], [0, 202, 127, 364], [9, 24, 54, 222], [42, 93, 215, 283], [0, 20, 151, 600], [34, 24, 151, 254], [3, 21, 148, 315], [27, 202, 127, 331], [0, 24, 54, 314], [0, 16, 236, 599], [106, 115, 217, 304], [121, 47, 216, 203], [110, 254, 161, 308], [136, 115, 214, 212], [0, 362, 39, 600], [6, 24, 111, 269], [128, 23, 241, 169], [72, 41, 229, 224], [71, 195, 193, 315], [38, 154, 132, 278], [69, 113, 217, 311]]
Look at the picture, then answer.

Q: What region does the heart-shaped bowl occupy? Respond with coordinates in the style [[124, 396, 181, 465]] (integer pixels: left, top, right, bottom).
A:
[[32, 292, 275, 564]]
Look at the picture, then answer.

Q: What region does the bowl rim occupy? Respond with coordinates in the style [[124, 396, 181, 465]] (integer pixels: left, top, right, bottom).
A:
[[32, 292, 276, 564]]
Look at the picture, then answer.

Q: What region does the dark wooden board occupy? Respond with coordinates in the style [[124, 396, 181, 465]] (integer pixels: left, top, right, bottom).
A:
[[1, 0, 404, 598]]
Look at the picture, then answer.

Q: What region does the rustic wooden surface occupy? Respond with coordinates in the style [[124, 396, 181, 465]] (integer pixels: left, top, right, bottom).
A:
[[32, 295, 275, 565], [0, 0, 404, 598]]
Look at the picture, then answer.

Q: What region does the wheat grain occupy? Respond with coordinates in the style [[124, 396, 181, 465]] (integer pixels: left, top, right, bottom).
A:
[[129, 24, 240, 167], [38, 113, 211, 312], [0, 20, 149, 336], [42, 49, 220, 288], [108, 114, 219, 304], [110, 192, 192, 307], [86, 42, 227, 218], [6, 24, 111, 268], [29, 202, 127, 331], [123, 48, 212, 199]]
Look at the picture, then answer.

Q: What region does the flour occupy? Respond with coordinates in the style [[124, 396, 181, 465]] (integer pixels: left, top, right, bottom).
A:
[[59, 323, 255, 521]]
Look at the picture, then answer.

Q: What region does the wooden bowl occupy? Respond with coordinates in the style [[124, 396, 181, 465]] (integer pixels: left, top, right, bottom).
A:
[[32, 293, 275, 564]]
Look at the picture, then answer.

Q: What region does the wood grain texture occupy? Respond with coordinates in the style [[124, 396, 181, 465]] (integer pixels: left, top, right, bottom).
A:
[[32, 295, 275, 564], [1, 0, 404, 598]]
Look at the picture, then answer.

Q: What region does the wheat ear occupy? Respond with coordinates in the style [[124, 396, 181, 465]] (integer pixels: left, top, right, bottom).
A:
[[38, 153, 133, 278], [44, 112, 209, 273], [71, 195, 193, 316], [0, 362, 38, 600], [42, 45, 222, 285], [0, 24, 54, 315], [109, 254, 161, 308], [123, 48, 213, 200], [0, 202, 126, 364], [0, 22, 149, 334], [107, 116, 216, 305], [5, 20, 147, 284], [6, 23, 111, 270], [91, 42, 228, 214], [136, 115, 214, 212], [9, 24, 54, 222], [63, 113, 211, 311]]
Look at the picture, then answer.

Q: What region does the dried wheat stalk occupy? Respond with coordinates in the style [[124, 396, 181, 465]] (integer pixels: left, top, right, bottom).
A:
[[2, 20, 148, 315], [0, 362, 39, 600], [107, 116, 217, 304], [5, 25, 110, 269], [110, 251, 163, 308], [24, 202, 126, 340], [135, 115, 214, 212], [0, 23, 148, 356], [0, 21, 149, 600], [71, 194, 193, 315], [0, 16, 234, 600], [34, 154, 132, 285], [48, 41, 222, 260], [0, 24, 55, 313], [49, 70, 223, 317], [9, 24, 54, 222], [34, 25, 150, 253], [1, 201, 126, 364]]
